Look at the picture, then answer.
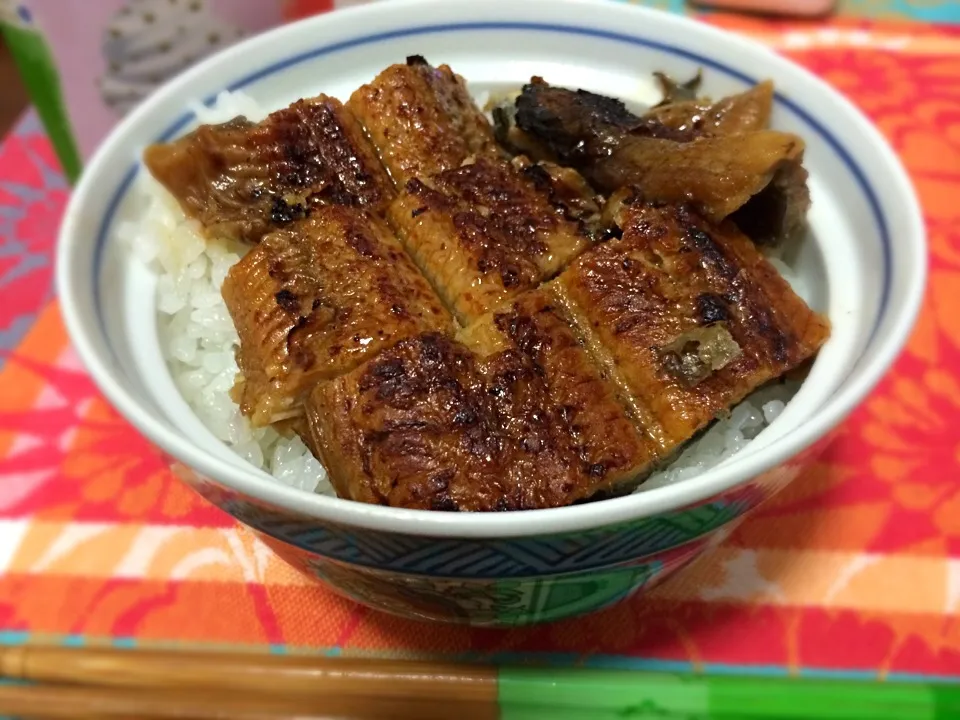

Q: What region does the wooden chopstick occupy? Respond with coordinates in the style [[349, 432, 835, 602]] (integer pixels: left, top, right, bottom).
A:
[[0, 645, 498, 703], [0, 683, 498, 720]]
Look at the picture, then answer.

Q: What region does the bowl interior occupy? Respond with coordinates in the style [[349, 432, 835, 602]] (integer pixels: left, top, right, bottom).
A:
[[58, 0, 925, 537]]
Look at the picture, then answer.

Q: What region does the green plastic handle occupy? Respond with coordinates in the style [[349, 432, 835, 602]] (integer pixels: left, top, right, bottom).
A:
[[498, 669, 959, 719]]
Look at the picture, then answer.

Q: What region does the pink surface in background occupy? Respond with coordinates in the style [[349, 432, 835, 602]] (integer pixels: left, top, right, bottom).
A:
[[25, 0, 285, 159]]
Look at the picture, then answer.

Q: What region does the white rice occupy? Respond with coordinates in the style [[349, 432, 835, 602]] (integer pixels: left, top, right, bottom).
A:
[[127, 90, 799, 498]]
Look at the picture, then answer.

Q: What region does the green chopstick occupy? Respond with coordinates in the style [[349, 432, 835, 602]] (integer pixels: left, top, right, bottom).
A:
[[498, 669, 960, 719]]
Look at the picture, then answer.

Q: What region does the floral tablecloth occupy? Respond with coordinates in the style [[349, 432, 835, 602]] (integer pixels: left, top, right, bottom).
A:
[[0, 0, 958, 680]]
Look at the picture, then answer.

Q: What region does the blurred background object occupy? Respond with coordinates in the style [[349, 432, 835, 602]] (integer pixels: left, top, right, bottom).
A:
[[0, 34, 28, 136], [691, 0, 835, 16], [0, 0, 289, 181], [0, 0, 373, 182]]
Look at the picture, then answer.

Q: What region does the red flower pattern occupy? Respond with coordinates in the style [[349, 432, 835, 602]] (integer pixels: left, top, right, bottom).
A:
[[0, 12, 958, 677]]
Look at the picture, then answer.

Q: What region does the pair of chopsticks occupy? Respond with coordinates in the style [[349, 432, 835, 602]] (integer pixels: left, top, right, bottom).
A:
[[0, 644, 957, 719]]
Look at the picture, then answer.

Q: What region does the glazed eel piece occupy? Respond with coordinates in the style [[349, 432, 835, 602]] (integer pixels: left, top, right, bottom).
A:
[[305, 292, 657, 511], [221, 206, 452, 428], [646, 77, 774, 136], [144, 94, 395, 244], [502, 78, 809, 246], [304, 195, 829, 510], [351, 56, 602, 325], [548, 194, 830, 451], [387, 156, 594, 325], [346, 55, 503, 187]]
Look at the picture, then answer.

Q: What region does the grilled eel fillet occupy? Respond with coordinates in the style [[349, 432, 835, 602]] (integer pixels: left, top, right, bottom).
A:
[[497, 79, 773, 153], [387, 157, 591, 325], [508, 79, 809, 246], [457, 291, 658, 490], [347, 55, 502, 187], [305, 292, 656, 512], [548, 196, 830, 451], [644, 80, 774, 136], [304, 197, 829, 511], [143, 95, 394, 244], [221, 207, 452, 427], [352, 59, 601, 324]]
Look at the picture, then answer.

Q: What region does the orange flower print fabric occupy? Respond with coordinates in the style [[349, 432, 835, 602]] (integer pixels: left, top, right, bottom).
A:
[[0, 12, 958, 679]]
